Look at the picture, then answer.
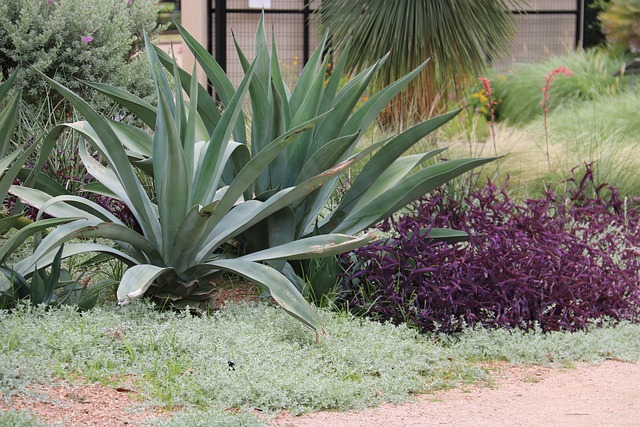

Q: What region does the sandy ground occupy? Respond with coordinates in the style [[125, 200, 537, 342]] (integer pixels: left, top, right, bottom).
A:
[[274, 360, 640, 427]]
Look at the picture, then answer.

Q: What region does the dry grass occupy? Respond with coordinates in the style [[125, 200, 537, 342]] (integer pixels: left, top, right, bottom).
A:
[[440, 118, 640, 199]]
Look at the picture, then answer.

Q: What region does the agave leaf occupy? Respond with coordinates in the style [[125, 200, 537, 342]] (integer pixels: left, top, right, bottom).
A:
[[341, 58, 430, 138], [173, 18, 235, 107], [79, 182, 120, 200], [196, 146, 377, 258], [77, 138, 138, 211], [41, 244, 65, 303], [288, 31, 328, 120], [171, 57, 187, 142], [296, 137, 391, 236], [233, 39, 270, 157], [29, 265, 47, 305], [348, 152, 440, 214], [210, 258, 327, 336], [0, 214, 23, 235], [72, 222, 161, 262], [262, 81, 289, 192], [0, 68, 18, 101], [81, 81, 157, 128], [212, 110, 333, 228], [199, 140, 246, 199], [239, 233, 375, 262], [37, 194, 124, 224], [152, 67, 190, 261], [15, 241, 139, 277], [0, 91, 19, 158], [110, 120, 154, 158], [192, 58, 257, 204], [152, 44, 223, 137], [117, 264, 173, 303], [10, 186, 110, 222], [40, 73, 162, 246], [252, 14, 271, 98], [318, 38, 352, 114], [144, 34, 176, 120], [296, 132, 360, 183], [169, 203, 216, 273], [284, 53, 331, 185], [334, 157, 499, 234], [376, 227, 469, 246], [0, 217, 79, 263], [0, 142, 40, 204], [424, 228, 468, 243], [319, 112, 459, 234], [183, 63, 199, 182], [305, 61, 382, 160], [12, 121, 65, 215], [0, 146, 19, 172], [269, 36, 292, 125], [226, 142, 252, 200], [16, 169, 67, 197], [172, 17, 246, 144], [237, 206, 296, 271]]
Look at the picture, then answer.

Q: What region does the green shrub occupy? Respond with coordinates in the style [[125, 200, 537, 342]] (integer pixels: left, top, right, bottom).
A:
[[491, 50, 626, 125], [0, 0, 161, 107]]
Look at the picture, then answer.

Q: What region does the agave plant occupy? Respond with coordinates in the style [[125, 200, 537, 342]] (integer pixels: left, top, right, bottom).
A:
[[9, 35, 380, 337], [96, 23, 494, 242], [0, 69, 69, 244], [0, 69, 37, 232], [0, 69, 98, 308], [178, 18, 495, 295], [77, 17, 496, 305], [11, 19, 494, 334]]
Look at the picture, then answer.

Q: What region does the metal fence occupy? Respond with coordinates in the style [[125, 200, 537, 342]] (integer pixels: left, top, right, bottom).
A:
[[207, 1, 588, 85], [207, 0, 320, 86], [497, 1, 584, 69]]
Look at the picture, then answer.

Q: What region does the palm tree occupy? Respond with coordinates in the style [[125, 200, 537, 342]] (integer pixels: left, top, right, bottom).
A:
[[315, 0, 526, 127]]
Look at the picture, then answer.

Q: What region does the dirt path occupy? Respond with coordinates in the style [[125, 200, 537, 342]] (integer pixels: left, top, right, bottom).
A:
[[2, 360, 638, 426], [274, 360, 640, 427]]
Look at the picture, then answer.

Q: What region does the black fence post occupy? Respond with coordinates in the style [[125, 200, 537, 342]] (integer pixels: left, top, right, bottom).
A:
[[302, 0, 310, 64], [215, 0, 227, 72], [576, 0, 584, 48]]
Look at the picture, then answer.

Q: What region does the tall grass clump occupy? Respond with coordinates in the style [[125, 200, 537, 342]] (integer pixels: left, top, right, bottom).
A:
[[533, 87, 640, 197], [545, 87, 640, 145], [491, 49, 626, 125]]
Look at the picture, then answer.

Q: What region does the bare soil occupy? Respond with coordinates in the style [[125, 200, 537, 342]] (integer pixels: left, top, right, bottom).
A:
[[0, 381, 167, 427], [1, 360, 637, 426]]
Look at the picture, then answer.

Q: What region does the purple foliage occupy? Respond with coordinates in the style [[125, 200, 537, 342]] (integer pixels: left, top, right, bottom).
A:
[[339, 166, 640, 333]]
